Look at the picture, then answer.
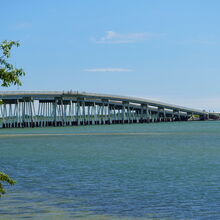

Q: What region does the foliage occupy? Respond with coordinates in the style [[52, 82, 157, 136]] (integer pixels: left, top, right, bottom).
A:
[[0, 40, 23, 196], [0, 40, 25, 87], [0, 172, 16, 197]]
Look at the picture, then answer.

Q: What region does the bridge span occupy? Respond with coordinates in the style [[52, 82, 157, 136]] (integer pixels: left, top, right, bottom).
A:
[[0, 91, 217, 128]]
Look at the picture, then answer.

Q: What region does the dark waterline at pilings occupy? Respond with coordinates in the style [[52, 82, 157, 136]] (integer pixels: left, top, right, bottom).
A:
[[1, 117, 189, 129]]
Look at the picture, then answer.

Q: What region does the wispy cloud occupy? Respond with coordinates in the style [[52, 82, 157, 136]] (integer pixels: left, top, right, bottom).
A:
[[92, 30, 165, 44], [195, 35, 218, 45], [176, 34, 219, 46], [12, 22, 32, 30], [85, 68, 133, 72]]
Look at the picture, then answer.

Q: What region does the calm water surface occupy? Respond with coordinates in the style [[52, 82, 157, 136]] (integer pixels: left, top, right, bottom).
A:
[[1, 121, 220, 219]]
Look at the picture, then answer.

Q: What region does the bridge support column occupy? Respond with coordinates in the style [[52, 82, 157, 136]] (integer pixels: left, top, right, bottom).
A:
[[113, 106, 117, 124], [87, 105, 91, 125], [75, 100, 80, 125], [146, 105, 150, 122], [156, 109, 160, 122], [82, 101, 86, 125], [140, 106, 144, 123], [92, 104, 96, 125], [108, 104, 112, 124], [122, 105, 125, 124], [173, 110, 181, 121], [127, 106, 132, 123], [141, 104, 150, 123], [94, 103, 98, 124], [101, 104, 104, 124]]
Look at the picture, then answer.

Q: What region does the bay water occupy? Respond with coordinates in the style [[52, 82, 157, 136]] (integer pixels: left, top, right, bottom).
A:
[[0, 121, 220, 219]]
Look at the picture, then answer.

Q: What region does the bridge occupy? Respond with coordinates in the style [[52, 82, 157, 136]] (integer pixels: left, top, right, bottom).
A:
[[0, 91, 218, 128]]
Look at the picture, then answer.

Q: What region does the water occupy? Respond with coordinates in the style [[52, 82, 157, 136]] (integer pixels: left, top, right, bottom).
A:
[[1, 121, 220, 219]]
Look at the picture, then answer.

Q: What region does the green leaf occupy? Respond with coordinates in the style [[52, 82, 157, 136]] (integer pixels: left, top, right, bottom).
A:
[[0, 172, 16, 197], [0, 40, 25, 87]]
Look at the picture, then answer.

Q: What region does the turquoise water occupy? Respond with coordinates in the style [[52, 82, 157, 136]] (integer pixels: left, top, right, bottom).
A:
[[1, 121, 220, 219]]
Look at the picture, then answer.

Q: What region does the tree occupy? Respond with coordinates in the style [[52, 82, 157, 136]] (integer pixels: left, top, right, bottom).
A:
[[0, 40, 25, 87], [0, 40, 25, 196], [0, 172, 16, 197]]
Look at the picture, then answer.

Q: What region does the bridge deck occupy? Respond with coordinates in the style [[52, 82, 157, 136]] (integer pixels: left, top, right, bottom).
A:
[[0, 91, 217, 128]]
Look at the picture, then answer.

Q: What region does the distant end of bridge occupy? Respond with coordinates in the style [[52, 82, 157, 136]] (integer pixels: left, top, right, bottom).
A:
[[0, 91, 218, 128]]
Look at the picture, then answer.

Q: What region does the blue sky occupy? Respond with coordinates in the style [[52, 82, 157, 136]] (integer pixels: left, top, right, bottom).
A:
[[1, 0, 220, 111]]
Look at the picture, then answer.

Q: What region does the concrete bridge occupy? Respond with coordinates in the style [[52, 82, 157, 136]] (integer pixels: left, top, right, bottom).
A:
[[0, 91, 217, 128]]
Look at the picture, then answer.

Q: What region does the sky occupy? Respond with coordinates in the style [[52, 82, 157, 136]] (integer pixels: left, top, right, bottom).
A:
[[1, 0, 220, 111]]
